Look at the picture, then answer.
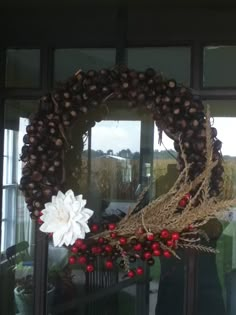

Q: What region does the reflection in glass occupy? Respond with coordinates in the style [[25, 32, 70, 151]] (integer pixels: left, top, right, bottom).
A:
[[90, 120, 141, 203], [54, 48, 116, 83], [203, 46, 236, 87], [6, 49, 40, 88], [0, 100, 36, 315], [194, 116, 236, 315], [127, 47, 191, 85]]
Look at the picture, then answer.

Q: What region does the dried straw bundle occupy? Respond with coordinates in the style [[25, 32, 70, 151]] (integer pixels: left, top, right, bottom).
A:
[[94, 108, 236, 256]]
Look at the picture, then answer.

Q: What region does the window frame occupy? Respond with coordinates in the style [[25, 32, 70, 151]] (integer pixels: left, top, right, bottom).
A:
[[1, 29, 236, 315]]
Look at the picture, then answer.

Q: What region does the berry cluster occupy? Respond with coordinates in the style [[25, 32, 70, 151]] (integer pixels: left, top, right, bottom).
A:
[[68, 223, 181, 278]]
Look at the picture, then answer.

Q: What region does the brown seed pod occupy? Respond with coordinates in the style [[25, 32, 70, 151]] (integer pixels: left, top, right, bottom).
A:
[[211, 127, 217, 138], [168, 80, 176, 89], [32, 171, 43, 182], [23, 134, 30, 144], [22, 167, 32, 177]]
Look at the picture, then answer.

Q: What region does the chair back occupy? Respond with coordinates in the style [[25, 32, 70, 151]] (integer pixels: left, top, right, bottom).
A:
[[6, 241, 30, 266]]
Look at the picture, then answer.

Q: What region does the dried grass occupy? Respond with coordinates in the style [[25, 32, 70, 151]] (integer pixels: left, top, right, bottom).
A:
[[94, 108, 236, 255]]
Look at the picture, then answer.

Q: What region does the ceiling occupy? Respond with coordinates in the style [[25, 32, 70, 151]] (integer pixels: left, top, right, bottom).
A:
[[1, 0, 236, 9]]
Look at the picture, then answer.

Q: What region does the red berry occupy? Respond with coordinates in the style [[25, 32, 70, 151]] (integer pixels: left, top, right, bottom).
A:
[[146, 233, 155, 241], [91, 224, 99, 233], [134, 243, 142, 251], [152, 242, 160, 250], [163, 250, 172, 258], [86, 264, 94, 272], [71, 246, 78, 254], [105, 260, 113, 269], [78, 256, 87, 264], [179, 198, 187, 207], [69, 256, 76, 264], [91, 246, 98, 254], [144, 251, 152, 260], [166, 240, 174, 247], [127, 270, 135, 278], [75, 239, 84, 248], [80, 243, 87, 251], [97, 237, 105, 244], [171, 232, 180, 241], [108, 223, 116, 231], [37, 218, 43, 224], [136, 267, 144, 275], [160, 229, 170, 239], [153, 249, 161, 256], [91, 246, 102, 255], [110, 232, 117, 239], [119, 237, 127, 245], [105, 245, 113, 253]]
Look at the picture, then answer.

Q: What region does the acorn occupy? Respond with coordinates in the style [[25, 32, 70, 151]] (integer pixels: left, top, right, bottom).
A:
[[23, 134, 30, 144], [33, 201, 43, 209], [22, 167, 32, 177], [188, 107, 197, 115], [162, 104, 170, 112], [32, 171, 43, 182], [20, 176, 30, 186], [28, 182, 36, 190], [191, 119, 199, 128], [29, 136, 38, 146], [54, 138, 63, 148], [63, 92, 71, 99], [193, 141, 205, 152], [27, 204, 34, 212], [29, 159, 37, 166], [26, 125, 35, 133], [54, 160, 61, 167], [48, 166, 56, 173], [184, 100, 191, 108], [42, 188, 53, 199], [32, 190, 43, 199], [168, 80, 176, 89], [173, 107, 181, 115], [145, 68, 155, 77], [214, 139, 222, 151], [177, 119, 187, 129], [211, 127, 217, 138]]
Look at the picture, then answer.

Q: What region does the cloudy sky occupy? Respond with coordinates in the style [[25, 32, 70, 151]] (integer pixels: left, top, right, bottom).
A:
[[91, 118, 236, 156]]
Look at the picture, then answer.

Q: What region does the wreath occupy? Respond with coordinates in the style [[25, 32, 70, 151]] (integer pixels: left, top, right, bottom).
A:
[[20, 66, 235, 277]]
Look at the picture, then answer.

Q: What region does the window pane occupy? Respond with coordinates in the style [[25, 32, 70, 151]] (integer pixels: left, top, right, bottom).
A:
[[153, 123, 177, 196], [47, 104, 157, 313], [191, 112, 236, 315], [54, 48, 116, 82], [0, 100, 37, 315], [90, 120, 141, 202], [204, 100, 236, 117], [6, 49, 40, 88], [3, 130, 14, 185], [203, 46, 236, 87], [127, 47, 191, 86]]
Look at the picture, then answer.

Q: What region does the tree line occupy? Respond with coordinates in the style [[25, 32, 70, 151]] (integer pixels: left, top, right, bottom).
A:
[[83, 148, 177, 160]]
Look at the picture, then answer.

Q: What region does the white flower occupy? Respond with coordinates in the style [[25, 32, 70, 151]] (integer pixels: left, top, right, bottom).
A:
[[39, 190, 94, 247]]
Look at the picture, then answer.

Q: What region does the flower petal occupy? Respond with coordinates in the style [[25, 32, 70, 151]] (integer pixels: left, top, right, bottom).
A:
[[39, 189, 94, 247]]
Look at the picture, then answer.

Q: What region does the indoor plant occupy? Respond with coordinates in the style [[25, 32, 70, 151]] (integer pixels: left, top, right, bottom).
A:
[[14, 262, 55, 315]]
